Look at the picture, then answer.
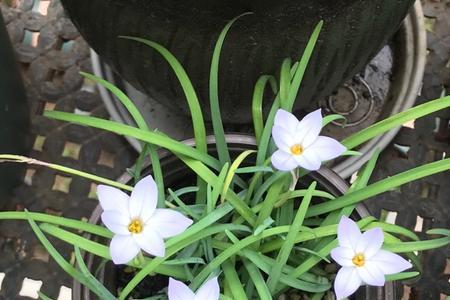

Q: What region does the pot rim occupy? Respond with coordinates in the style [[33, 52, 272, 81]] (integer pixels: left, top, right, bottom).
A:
[[73, 134, 394, 300]]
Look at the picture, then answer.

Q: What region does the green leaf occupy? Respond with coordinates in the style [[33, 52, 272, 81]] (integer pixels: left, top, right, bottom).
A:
[[307, 158, 450, 217], [294, 247, 331, 263], [254, 217, 275, 236], [166, 186, 199, 202], [235, 166, 274, 174], [74, 246, 117, 300], [177, 155, 256, 225], [322, 114, 346, 127], [118, 37, 207, 156], [252, 75, 278, 143], [275, 189, 335, 208], [426, 228, 450, 236], [290, 239, 338, 278], [209, 163, 229, 213], [209, 13, 252, 164], [79, 72, 165, 206], [364, 222, 419, 241], [167, 188, 201, 220], [285, 21, 323, 112], [134, 143, 165, 207], [255, 97, 280, 167], [44, 111, 219, 169], [266, 182, 316, 292], [24, 211, 92, 292], [252, 171, 286, 206], [39, 223, 186, 279], [383, 235, 450, 253], [80, 72, 148, 130], [385, 272, 420, 281], [254, 59, 300, 170], [310, 292, 325, 300], [0, 211, 112, 238], [221, 150, 256, 202], [343, 95, 450, 150], [255, 175, 287, 230], [260, 217, 375, 253], [222, 260, 249, 300], [242, 259, 273, 300], [164, 257, 205, 265], [279, 58, 292, 109], [320, 149, 381, 227], [239, 249, 330, 293], [342, 150, 362, 157], [0, 154, 132, 191]]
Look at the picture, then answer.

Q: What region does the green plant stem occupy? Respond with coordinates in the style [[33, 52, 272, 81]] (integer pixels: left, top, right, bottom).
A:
[[0, 154, 132, 191]]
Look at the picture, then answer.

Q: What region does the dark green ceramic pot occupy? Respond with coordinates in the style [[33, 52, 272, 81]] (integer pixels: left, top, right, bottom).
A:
[[60, 0, 414, 124], [0, 13, 30, 207]]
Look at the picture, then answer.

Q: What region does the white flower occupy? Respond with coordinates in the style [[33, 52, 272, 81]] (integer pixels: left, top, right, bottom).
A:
[[271, 109, 346, 171], [168, 277, 220, 300], [97, 175, 193, 264], [331, 216, 412, 299]]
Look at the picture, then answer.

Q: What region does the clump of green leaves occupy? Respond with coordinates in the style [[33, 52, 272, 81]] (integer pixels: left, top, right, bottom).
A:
[[1, 15, 450, 300]]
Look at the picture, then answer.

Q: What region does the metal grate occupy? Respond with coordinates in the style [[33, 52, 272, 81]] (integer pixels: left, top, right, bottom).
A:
[[0, 0, 135, 298], [365, 1, 450, 298]]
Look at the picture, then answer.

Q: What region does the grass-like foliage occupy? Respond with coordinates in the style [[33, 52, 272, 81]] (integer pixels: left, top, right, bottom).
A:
[[1, 15, 450, 300]]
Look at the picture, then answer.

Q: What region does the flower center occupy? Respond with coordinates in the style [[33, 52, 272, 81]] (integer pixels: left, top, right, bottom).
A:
[[128, 219, 144, 234], [290, 144, 304, 156], [352, 253, 365, 267]]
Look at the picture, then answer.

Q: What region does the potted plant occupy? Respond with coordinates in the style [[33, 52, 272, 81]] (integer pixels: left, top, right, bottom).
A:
[[1, 20, 449, 300], [71, 134, 400, 300]]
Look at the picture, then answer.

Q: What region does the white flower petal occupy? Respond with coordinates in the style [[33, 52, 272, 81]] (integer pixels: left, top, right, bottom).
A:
[[369, 249, 412, 275], [97, 185, 129, 213], [271, 150, 298, 171], [295, 151, 322, 171], [129, 175, 158, 221], [101, 211, 130, 235], [356, 263, 385, 286], [147, 209, 193, 238], [330, 246, 355, 267], [194, 276, 220, 300], [337, 216, 362, 250], [133, 228, 165, 257], [306, 136, 346, 161], [355, 228, 384, 259], [295, 109, 322, 148], [168, 278, 195, 300], [272, 125, 294, 152], [109, 234, 140, 264], [274, 109, 299, 133], [334, 267, 362, 300]]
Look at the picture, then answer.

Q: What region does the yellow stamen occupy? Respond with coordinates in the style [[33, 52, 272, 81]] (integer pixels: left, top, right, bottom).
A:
[[128, 219, 144, 234], [290, 144, 303, 156], [352, 253, 365, 267]]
